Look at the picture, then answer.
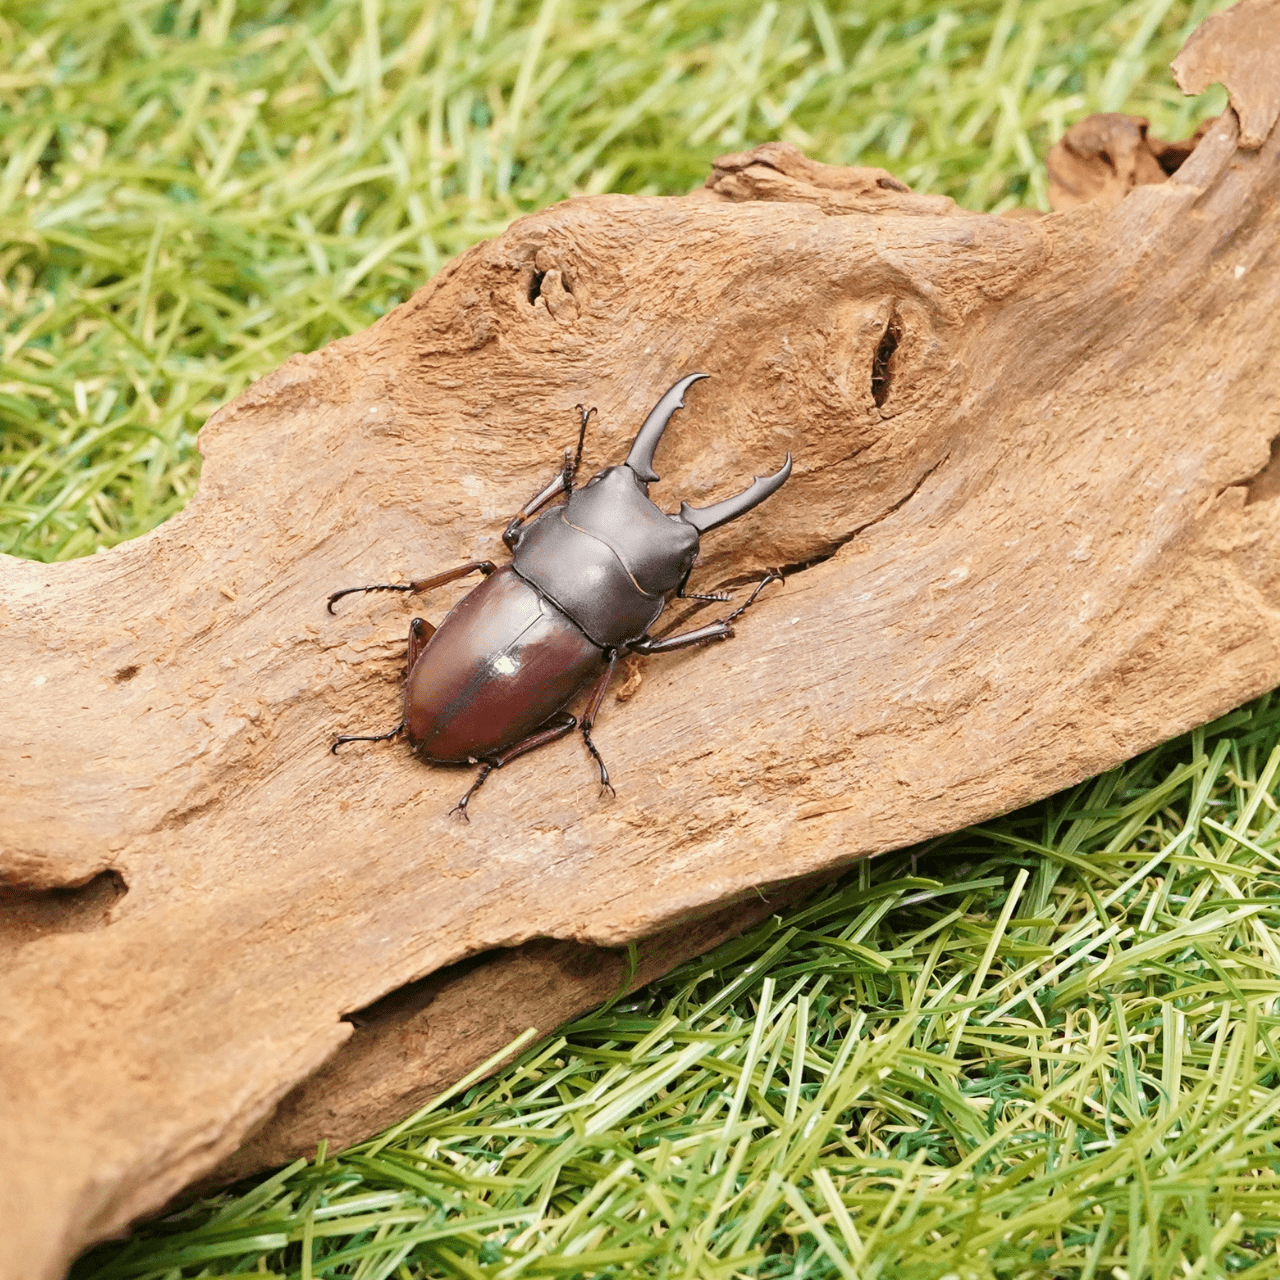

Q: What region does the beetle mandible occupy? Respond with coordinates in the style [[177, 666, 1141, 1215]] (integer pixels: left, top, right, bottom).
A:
[[328, 374, 791, 818]]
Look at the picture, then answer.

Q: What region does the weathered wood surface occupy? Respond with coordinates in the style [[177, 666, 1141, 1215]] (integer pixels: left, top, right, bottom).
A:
[[2, 3, 1279, 1274], [205, 872, 832, 1188]]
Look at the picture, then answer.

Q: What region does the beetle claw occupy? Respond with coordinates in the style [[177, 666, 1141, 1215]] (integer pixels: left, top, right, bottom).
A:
[[677, 456, 793, 536], [625, 373, 709, 483]]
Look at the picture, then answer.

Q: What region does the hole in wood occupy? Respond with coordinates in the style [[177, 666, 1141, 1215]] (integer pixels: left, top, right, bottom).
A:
[[1246, 436, 1280, 505], [0, 869, 128, 951], [527, 270, 546, 304], [342, 949, 494, 1028], [871, 313, 901, 408], [113, 664, 140, 683]]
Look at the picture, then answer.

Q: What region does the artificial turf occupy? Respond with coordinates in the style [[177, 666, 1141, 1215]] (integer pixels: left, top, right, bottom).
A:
[[6, 0, 1272, 1276]]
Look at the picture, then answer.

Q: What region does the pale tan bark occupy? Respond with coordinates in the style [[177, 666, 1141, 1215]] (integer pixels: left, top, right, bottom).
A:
[[2, 2, 1279, 1274]]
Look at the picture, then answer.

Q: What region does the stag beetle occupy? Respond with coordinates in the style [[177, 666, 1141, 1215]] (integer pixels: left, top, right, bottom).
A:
[[328, 374, 791, 817]]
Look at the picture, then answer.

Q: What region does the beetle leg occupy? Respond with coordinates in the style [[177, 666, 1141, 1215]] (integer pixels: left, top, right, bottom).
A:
[[721, 570, 783, 624], [331, 721, 405, 754], [331, 621, 433, 754], [627, 622, 734, 655], [502, 405, 597, 550], [450, 765, 494, 821], [449, 712, 579, 820], [327, 560, 495, 614], [677, 587, 734, 604], [566, 404, 595, 488], [405, 562, 496, 593], [503, 473, 568, 549], [628, 571, 782, 655], [489, 712, 579, 766], [406, 617, 435, 671], [674, 566, 733, 604], [579, 652, 619, 797]]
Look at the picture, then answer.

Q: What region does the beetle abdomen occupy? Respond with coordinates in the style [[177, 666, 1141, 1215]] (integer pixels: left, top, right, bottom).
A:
[[404, 565, 605, 764]]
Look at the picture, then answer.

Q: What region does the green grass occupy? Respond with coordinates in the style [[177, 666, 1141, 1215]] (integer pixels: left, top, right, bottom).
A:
[[4, 0, 1264, 1276]]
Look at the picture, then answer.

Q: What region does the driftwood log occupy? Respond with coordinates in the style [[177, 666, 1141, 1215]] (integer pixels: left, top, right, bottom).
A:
[[3, 2, 1280, 1275]]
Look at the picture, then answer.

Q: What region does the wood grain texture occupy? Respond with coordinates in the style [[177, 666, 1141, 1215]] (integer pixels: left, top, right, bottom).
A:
[[2, 4, 1279, 1274]]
